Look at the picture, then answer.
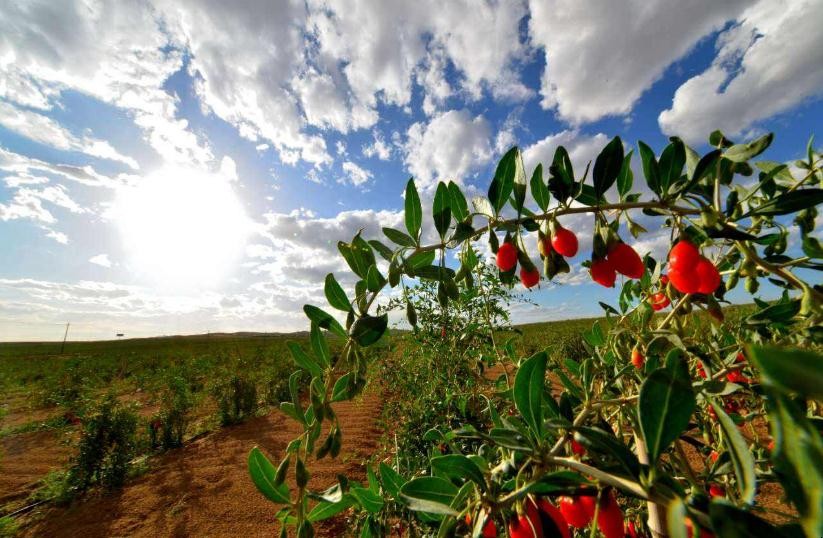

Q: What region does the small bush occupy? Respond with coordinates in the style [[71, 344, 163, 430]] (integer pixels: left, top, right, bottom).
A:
[[213, 375, 258, 426], [149, 375, 194, 450], [68, 395, 139, 491]]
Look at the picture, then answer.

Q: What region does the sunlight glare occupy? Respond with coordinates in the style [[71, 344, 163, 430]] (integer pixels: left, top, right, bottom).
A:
[[114, 166, 250, 288]]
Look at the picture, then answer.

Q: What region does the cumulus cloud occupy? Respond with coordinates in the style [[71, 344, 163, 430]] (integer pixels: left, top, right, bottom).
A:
[[659, 0, 823, 142], [0, 102, 138, 169], [340, 161, 373, 187], [403, 109, 493, 189], [89, 254, 112, 268], [362, 131, 392, 161], [528, 0, 749, 123]]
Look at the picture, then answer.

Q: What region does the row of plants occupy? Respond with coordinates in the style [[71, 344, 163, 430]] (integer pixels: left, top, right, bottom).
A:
[[248, 129, 821, 536]]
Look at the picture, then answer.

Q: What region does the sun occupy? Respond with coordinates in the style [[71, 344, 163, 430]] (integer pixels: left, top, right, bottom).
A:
[[114, 166, 250, 289]]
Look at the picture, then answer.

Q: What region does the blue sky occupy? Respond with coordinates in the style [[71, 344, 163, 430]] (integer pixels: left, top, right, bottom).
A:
[[0, 0, 821, 340]]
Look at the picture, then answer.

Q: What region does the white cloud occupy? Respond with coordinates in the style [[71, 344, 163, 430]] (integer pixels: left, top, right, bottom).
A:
[[45, 229, 68, 244], [528, 0, 749, 124], [522, 130, 609, 177], [403, 109, 493, 189], [89, 254, 112, 268], [0, 102, 139, 169], [340, 161, 373, 187], [659, 0, 823, 143], [0, 1, 213, 166], [362, 131, 392, 161]]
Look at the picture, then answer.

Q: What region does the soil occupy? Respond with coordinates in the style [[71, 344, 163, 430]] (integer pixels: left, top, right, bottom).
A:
[[0, 429, 71, 507], [17, 390, 384, 537]]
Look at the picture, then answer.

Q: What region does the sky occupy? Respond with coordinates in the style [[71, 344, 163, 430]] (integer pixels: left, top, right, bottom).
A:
[[0, 0, 821, 341]]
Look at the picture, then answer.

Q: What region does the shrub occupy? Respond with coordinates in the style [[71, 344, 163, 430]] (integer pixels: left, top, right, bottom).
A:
[[213, 374, 258, 426], [68, 395, 139, 490], [149, 375, 194, 450], [248, 131, 823, 537]]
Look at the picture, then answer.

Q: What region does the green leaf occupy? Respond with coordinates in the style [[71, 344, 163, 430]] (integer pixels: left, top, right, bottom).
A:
[[448, 182, 469, 223], [308, 496, 355, 522], [365, 264, 386, 292], [514, 352, 548, 439], [617, 150, 634, 197], [593, 136, 624, 199], [802, 236, 823, 258], [710, 401, 756, 504], [303, 304, 346, 338], [638, 359, 696, 462], [382, 227, 416, 248], [433, 181, 452, 239], [324, 273, 351, 312], [489, 147, 518, 214], [659, 137, 686, 194], [638, 141, 661, 195], [331, 373, 353, 402], [405, 178, 422, 241], [748, 345, 823, 400], [406, 250, 436, 269], [744, 189, 823, 218], [410, 265, 456, 281], [512, 149, 528, 213], [723, 133, 774, 163], [471, 196, 495, 218], [288, 342, 323, 379], [350, 314, 388, 347], [399, 477, 459, 515], [351, 486, 384, 514], [248, 447, 291, 504], [530, 163, 550, 210], [431, 455, 486, 489], [369, 240, 393, 262], [767, 393, 823, 537], [548, 146, 574, 202], [310, 323, 330, 368], [379, 463, 405, 498]]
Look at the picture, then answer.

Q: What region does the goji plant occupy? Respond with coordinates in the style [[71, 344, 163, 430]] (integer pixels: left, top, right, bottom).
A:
[[249, 130, 822, 537]]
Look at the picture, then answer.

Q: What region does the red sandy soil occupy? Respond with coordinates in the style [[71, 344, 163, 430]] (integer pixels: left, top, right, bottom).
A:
[[18, 391, 383, 537], [0, 430, 71, 507]]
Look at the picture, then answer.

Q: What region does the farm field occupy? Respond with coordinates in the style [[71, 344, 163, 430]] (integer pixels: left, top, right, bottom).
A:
[[0, 306, 770, 537]]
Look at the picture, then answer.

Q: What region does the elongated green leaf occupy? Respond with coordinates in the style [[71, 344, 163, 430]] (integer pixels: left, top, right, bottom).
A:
[[593, 136, 624, 199], [310, 323, 330, 367], [383, 227, 416, 248], [399, 477, 459, 515], [331, 373, 353, 402], [638, 359, 695, 462], [748, 345, 823, 399], [303, 304, 346, 338], [513, 150, 528, 213], [368, 240, 393, 262], [638, 140, 661, 195], [308, 496, 355, 522], [431, 455, 486, 489], [530, 163, 550, 210], [744, 189, 823, 218], [710, 401, 756, 504], [447, 181, 469, 223], [514, 352, 548, 439], [288, 341, 323, 379], [248, 447, 291, 504], [410, 265, 456, 281], [548, 146, 574, 202], [433, 181, 452, 239], [324, 273, 350, 312], [406, 249, 436, 269], [723, 133, 774, 163], [405, 178, 422, 241], [659, 137, 685, 193], [489, 147, 518, 214], [350, 314, 388, 347], [365, 264, 386, 292], [767, 393, 823, 537], [351, 486, 384, 513], [617, 150, 634, 197], [379, 463, 405, 498]]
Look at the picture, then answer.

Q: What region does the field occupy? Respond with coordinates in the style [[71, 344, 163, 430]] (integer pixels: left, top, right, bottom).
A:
[[0, 305, 791, 536]]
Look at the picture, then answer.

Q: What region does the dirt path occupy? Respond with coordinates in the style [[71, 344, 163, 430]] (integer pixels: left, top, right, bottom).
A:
[[20, 390, 384, 537], [0, 430, 71, 507]]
